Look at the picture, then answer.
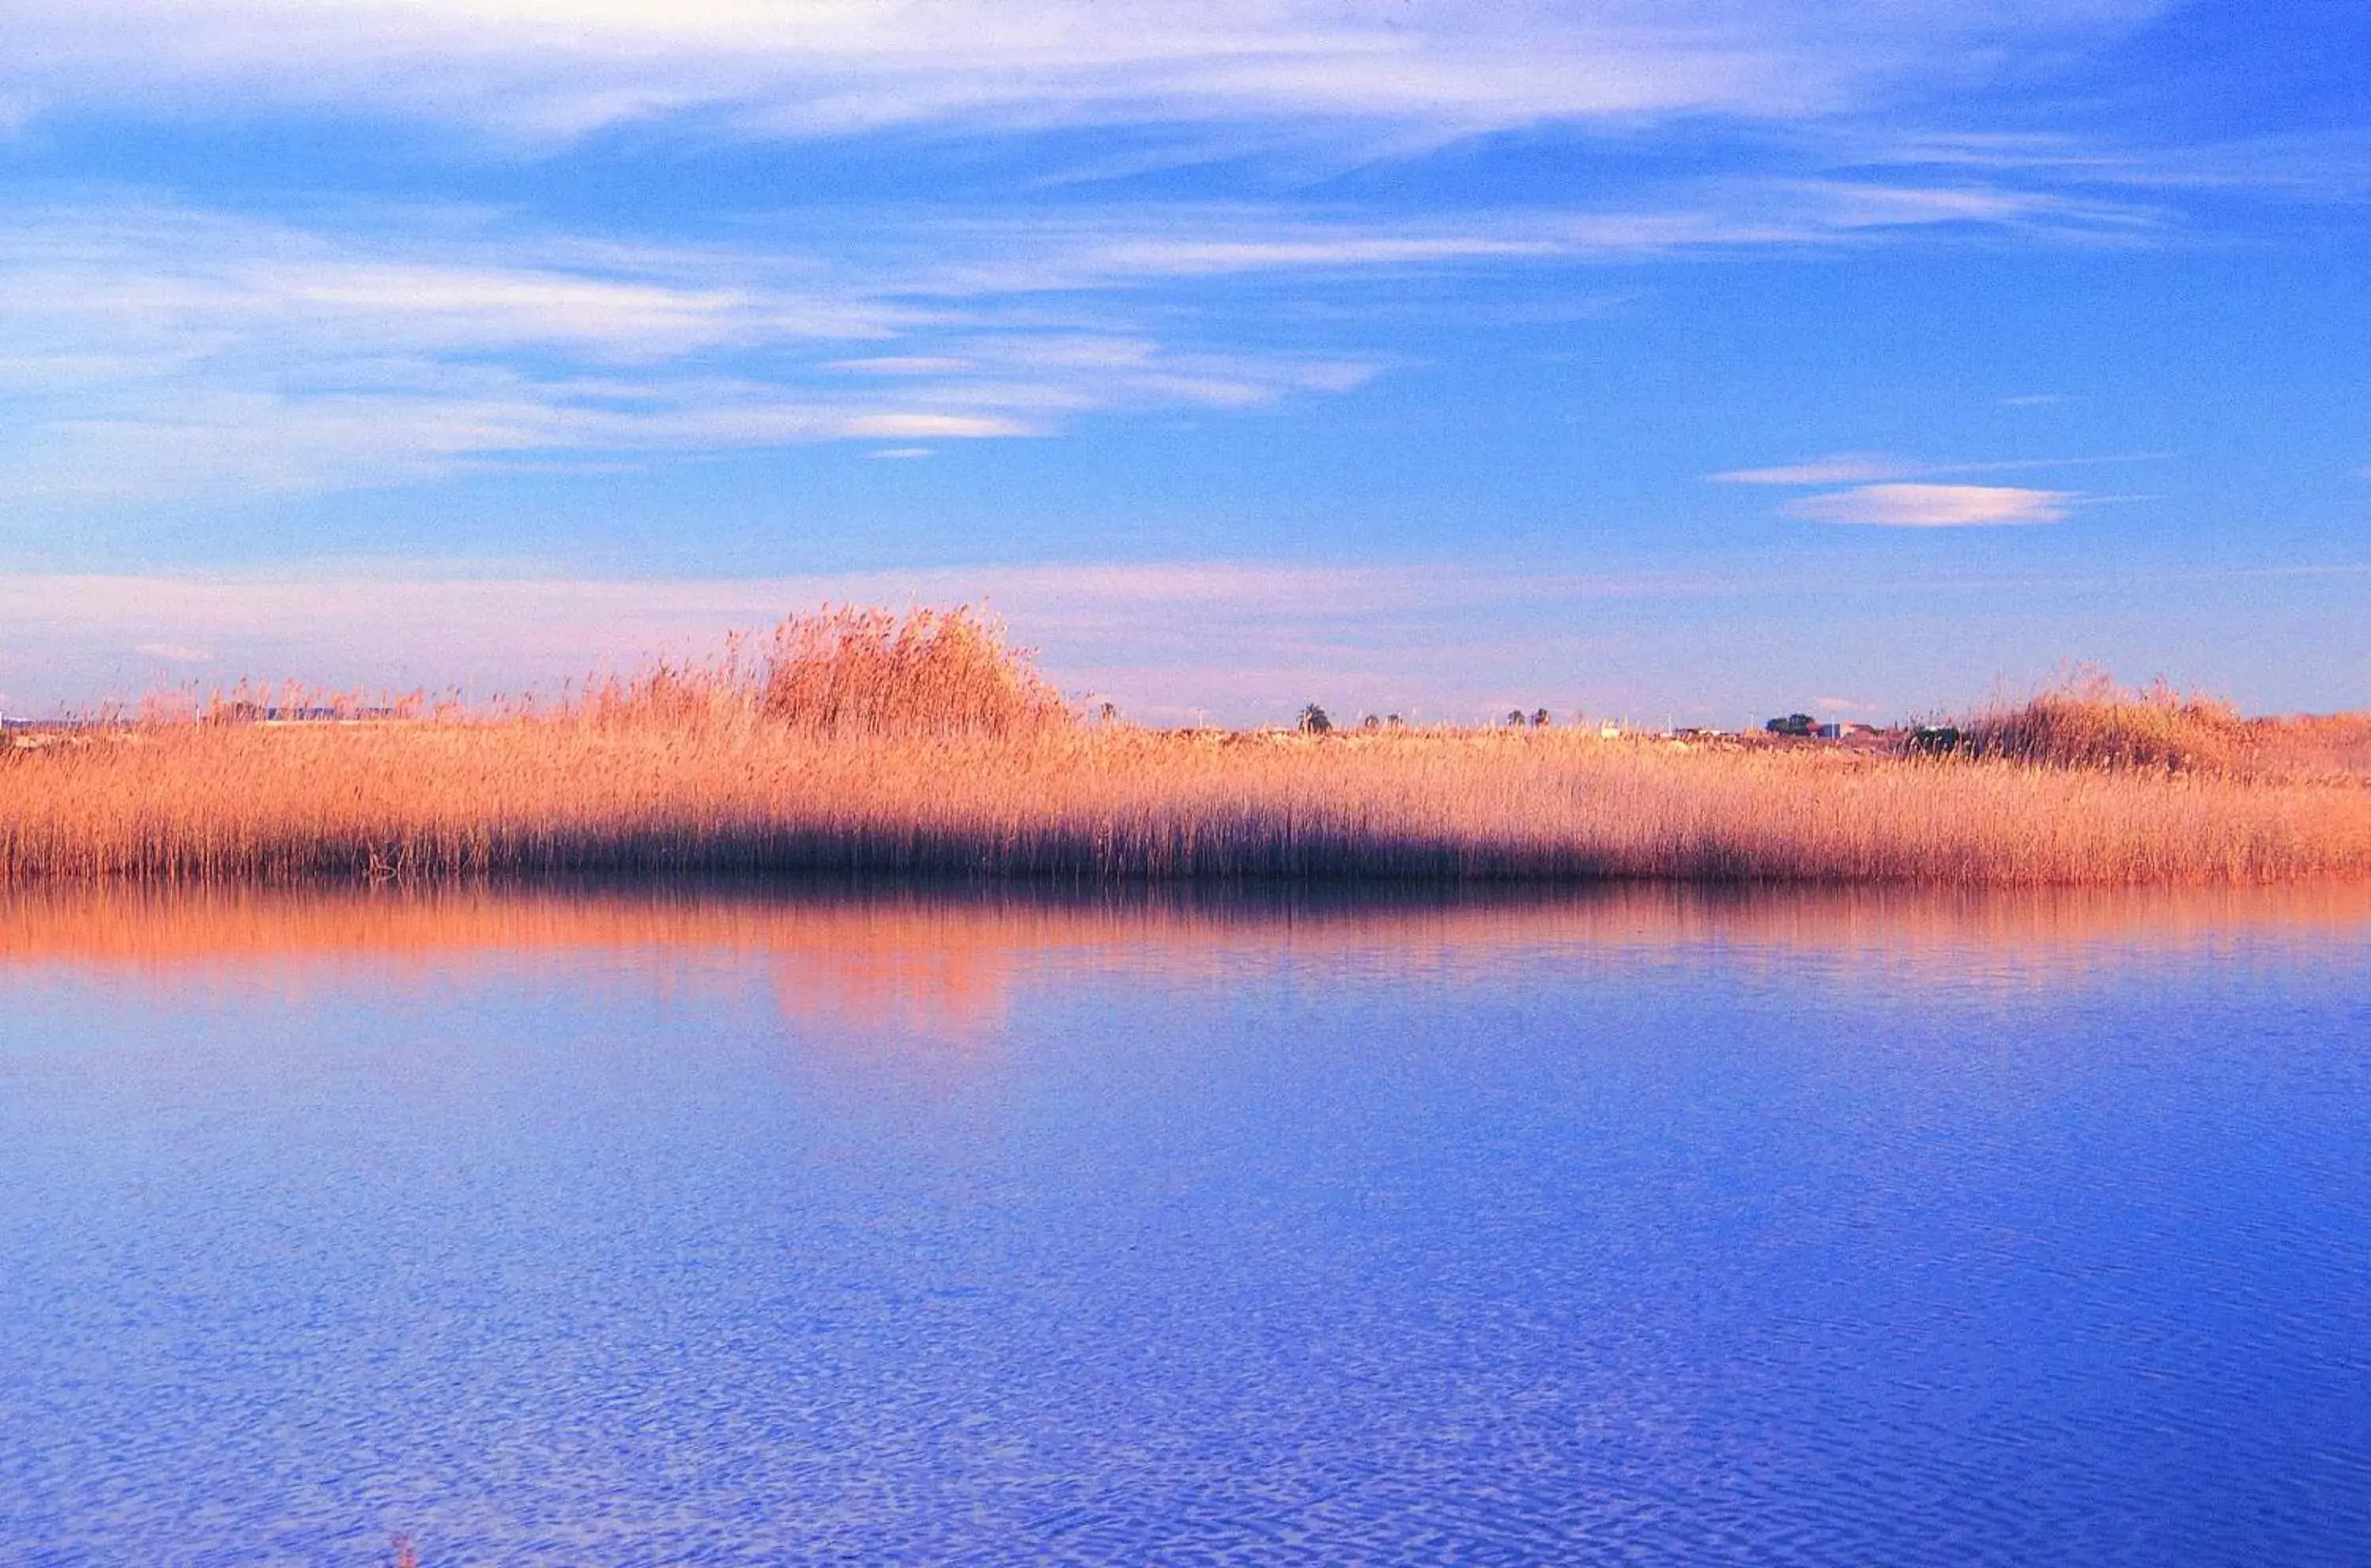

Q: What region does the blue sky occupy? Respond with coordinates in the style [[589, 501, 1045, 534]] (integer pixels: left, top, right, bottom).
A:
[[1, 0, 2365, 722]]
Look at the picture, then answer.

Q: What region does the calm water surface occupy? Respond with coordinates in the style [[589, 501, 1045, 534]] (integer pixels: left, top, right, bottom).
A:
[[1, 884, 2366, 1566]]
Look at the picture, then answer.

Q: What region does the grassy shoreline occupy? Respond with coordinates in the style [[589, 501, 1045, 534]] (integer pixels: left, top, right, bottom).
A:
[[6, 719, 2370, 887], [4, 609, 2367, 888]]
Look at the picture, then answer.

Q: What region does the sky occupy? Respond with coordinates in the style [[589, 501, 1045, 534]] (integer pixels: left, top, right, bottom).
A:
[[1, 0, 2365, 724]]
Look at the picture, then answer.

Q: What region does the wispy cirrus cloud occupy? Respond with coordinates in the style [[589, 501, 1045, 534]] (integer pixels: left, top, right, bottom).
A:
[[0, 0, 2243, 516], [0, 179, 2182, 504], [2, 2, 2177, 145], [0, 202, 1418, 499], [1870, 127, 2371, 206]]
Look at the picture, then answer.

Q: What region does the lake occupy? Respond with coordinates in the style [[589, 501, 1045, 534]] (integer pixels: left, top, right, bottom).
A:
[[2, 883, 2367, 1566]]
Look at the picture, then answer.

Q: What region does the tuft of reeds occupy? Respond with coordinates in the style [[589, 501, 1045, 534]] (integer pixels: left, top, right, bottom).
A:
[[761, 605, 1067, 735], [580, 605, 1065, 737], [1962, 673, 2256, 775], [2, 611, 2367, 887]]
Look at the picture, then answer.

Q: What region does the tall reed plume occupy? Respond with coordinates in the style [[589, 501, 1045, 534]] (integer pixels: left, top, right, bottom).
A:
[[582, 605, 1068, 736]]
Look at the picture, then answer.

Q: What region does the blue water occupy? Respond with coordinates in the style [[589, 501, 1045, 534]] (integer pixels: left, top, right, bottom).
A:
[[1, 887, 2366, 1566]]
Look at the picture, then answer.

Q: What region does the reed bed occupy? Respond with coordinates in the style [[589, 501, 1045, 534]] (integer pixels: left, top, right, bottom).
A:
[[3, 609, 2368, 887]]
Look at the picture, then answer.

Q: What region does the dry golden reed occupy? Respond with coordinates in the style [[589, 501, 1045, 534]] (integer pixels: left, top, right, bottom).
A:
[[2, 609, 2367, 887], [577, 605, 1067, 737], [1963, 672, 2256, 775]]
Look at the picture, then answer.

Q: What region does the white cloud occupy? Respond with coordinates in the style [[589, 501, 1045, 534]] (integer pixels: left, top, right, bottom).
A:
[[840, 413, 1029, 440], [272, 261, 901, 360], [1778, 179, 2162, 238], [0, 202, 1429, 499], [1, 178, 2135, 506], [3, 2, 2177, 145], [1875, 127, 2371, 207], [1785, 482, 2072, 526], [1714, 448, 2165, 504]]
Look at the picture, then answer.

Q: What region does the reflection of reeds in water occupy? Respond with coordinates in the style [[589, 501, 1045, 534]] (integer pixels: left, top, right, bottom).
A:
[[763, 921, 1021, 1039], [6, 882, 2367, 1025], [3, 610, 2369, 886], [2, 884, 2360, 1064]]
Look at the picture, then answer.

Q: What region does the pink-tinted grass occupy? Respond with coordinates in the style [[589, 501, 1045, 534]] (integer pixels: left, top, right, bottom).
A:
[[2, 612, 2367, 886]]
